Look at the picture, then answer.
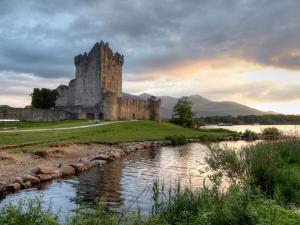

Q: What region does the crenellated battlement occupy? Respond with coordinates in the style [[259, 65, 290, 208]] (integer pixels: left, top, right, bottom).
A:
[[75, 41, 124, 67], [74, 53, 89, 66]]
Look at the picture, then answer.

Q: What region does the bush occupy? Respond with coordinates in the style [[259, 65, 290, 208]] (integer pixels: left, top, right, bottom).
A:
[[243, 129, 259, 140], [165, 135, 187, 145], [262, 127, 281, 139]]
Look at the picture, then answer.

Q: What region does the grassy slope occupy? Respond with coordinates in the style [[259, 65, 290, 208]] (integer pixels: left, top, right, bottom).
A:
[[0, 121, 233, 147]]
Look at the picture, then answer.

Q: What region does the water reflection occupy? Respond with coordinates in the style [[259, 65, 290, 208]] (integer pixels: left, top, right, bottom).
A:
[[0, 141, 257, 218]]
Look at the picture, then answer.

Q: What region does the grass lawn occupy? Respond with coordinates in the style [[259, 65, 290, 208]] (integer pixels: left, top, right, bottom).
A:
[[0, 120, 234, 148], [0, 119, 95, 130]]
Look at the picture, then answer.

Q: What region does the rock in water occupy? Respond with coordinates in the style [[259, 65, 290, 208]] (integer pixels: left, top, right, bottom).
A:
[[60, 165, 76, 177], [37, 174, 53, 182], [31, 166, 55, 175], [23, 174, 40, 185], [70, 163, 86, 173], [6, 183, 21, 192], [52, 170, 62, 179]]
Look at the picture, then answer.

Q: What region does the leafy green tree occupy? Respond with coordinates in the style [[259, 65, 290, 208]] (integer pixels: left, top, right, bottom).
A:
[[172, 97, 195, 127], [30, 88, 59, 109]]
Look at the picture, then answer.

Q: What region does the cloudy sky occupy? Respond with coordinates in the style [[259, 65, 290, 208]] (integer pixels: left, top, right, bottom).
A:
[[0, 0, 300, 114]]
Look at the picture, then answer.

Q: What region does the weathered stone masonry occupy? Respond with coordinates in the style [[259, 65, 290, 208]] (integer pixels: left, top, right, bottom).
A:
[[0, 106, 76, 121], [55, 41, 161, 121]]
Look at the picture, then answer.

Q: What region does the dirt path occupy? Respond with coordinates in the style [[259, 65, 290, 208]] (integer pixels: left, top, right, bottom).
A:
[[0, 120, 131, 133]]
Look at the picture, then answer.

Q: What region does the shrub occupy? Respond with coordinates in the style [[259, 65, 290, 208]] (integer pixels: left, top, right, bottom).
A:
[[243, 129, 259, 140], [262, 127, 281, 139], [165, 135, 187, 145]]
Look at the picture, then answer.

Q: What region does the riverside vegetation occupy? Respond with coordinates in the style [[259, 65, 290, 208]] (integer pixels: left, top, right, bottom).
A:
[[0, 172, 299, 225], [1, 139, 300, 224]]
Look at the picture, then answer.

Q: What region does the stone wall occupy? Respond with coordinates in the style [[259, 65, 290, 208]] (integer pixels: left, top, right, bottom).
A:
[[102, 92, 161, 121], [55, 105, 100, 120], [117, 98, 150, 120], [56, 79, 76, 107], [0, 106, 75, 121]]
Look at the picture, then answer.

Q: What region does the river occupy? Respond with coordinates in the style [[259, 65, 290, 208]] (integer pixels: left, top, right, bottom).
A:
[[0, 141, 258, 220]]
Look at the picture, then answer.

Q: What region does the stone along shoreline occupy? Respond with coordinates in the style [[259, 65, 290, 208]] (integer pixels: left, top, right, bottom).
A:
[[0, 139, 183, 199]]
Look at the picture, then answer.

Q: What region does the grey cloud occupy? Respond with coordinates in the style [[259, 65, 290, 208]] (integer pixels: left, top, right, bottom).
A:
[[0, 0, 300, 80], [0, 71, 68, 97]]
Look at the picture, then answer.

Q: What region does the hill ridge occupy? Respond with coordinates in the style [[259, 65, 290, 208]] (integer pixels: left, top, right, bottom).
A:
[[122, 92, 268, 119]]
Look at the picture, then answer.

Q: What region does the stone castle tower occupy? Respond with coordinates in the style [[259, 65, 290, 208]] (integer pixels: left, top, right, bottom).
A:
[[55, 41, 161, 121]]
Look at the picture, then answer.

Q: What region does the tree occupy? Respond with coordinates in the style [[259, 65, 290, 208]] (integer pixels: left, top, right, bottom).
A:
[[30, 88, 59, 109], [172, 97, 195, 127]]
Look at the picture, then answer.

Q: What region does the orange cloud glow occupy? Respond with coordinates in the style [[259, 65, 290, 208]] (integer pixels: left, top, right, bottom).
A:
[[137, 57, 263, 81]]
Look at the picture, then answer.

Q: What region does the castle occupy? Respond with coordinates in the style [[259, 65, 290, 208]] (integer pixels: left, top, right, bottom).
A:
[[55, 41, 161, 121]]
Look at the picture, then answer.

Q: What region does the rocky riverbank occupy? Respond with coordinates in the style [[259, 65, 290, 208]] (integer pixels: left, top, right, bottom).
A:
[[0, 140, 178, 200]]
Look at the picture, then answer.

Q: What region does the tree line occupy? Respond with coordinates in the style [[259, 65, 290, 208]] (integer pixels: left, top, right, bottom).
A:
[[199, 114, 300, 125]]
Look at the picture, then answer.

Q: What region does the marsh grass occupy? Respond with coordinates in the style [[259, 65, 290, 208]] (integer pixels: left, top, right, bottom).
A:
[[0, 197, 59, 225], [206, 139, 300, 205], [1, 175, 300, 225]]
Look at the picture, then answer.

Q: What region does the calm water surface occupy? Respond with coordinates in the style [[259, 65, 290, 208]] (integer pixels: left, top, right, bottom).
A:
[[0, 141, 257, 219], [205, 124, 300, 134]]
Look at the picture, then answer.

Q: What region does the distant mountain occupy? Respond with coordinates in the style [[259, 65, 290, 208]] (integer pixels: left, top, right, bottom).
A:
[[122, 93, 267, 119]]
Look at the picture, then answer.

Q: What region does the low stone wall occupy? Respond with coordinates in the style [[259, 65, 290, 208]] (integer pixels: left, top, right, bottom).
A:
[[0, 106, 76, 121]]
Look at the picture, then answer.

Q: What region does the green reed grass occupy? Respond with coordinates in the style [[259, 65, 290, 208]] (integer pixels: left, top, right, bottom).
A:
[[207, 139, 300, 205], [1, 175, 300, 225]]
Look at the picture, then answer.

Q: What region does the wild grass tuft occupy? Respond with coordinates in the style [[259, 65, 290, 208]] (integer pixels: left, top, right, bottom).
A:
[[165, 135, 187, 145]]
